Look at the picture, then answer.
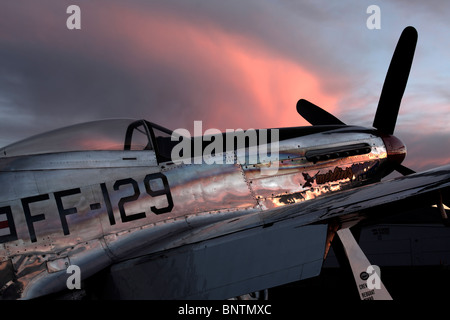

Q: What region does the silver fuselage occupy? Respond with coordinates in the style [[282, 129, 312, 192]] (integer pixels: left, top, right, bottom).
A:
[[0, 123, 388, 299]]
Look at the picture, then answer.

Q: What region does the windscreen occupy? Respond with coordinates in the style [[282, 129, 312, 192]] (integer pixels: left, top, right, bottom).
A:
[[0, 119, 139, 157]]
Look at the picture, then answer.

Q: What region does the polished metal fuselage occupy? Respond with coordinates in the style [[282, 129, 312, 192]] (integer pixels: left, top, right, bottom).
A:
[[0, 125, 388, 299]]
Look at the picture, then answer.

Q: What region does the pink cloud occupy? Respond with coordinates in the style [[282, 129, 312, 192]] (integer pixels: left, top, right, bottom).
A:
[[78, 2, 343, 130]]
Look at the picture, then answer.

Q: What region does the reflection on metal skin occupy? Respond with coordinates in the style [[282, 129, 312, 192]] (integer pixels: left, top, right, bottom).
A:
[[0, 124, 389, 299]]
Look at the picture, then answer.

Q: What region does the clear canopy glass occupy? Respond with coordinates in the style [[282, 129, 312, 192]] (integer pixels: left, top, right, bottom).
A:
[[0, 119, 149, 157]]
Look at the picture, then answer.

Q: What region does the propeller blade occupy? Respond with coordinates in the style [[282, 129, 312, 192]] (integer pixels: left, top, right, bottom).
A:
[[296, 99, 345, 126], [393, 163, 416, 176], [372, 26, 418, 135], [336, 228, 393, 300]]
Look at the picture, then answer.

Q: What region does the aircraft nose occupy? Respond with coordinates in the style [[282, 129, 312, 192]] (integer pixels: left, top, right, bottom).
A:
[[381, 134, 407, 164]]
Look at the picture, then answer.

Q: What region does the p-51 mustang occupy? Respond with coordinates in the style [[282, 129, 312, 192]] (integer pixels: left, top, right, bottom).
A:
[[0, 26, 449, 300]]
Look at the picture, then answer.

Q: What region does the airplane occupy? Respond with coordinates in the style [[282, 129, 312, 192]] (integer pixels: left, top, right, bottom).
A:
[[0, 26, 449, 300]]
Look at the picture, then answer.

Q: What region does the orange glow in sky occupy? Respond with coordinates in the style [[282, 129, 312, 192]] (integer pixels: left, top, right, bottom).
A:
[[87, 3, 342, 130], [2, 1, 450, 172]]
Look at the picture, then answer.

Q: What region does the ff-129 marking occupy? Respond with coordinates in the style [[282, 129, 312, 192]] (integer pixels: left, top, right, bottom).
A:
[[0, 172, 173, 244]]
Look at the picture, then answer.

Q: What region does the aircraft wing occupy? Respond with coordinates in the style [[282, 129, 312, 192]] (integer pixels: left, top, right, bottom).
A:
[[92, 164, 450, 299], [270, 164, 450, 227]]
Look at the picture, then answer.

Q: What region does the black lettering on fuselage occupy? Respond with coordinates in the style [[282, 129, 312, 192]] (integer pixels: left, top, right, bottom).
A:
[[114, 178, 146, 222], [3, 172, 174, 244], [100, 182, 116, 225], [55, 188, 81, 236], [22, 194, 50, 243], [0, 206, 18, 243], [144, 172, 174, 215]]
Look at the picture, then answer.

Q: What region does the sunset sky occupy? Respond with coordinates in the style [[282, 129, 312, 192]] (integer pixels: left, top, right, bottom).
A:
[[1, 1, 450, 172]]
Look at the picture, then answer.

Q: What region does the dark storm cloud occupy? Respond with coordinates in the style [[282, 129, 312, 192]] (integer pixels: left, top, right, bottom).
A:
[[0, 0, 341, 145], [0, 1, 208, 142], [0, 1, 379, 143], [1, 0, 450, 172], [0, 43, 146, 142], [0, 44, 141, 114]]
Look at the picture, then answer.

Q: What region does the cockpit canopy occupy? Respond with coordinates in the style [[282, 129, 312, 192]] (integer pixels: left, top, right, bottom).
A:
[[0, 119, 175, 161]]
